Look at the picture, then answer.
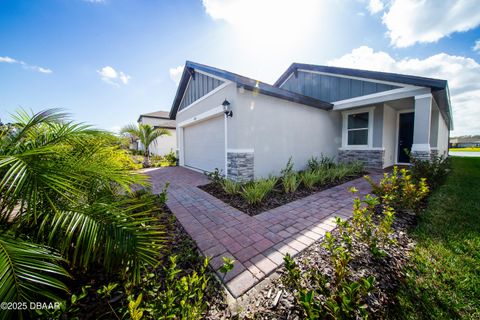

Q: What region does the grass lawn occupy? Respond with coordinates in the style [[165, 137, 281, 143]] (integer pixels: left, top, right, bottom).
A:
[[392, 157, 480, 319], [449, 147, 480, 152]]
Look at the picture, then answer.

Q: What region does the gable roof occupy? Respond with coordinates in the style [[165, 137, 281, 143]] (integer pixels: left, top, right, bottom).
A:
[[274, 63, 453, 128], [274, 63, 448, 90], [138, 110, 176, 128], [169, 61, 333, 120]]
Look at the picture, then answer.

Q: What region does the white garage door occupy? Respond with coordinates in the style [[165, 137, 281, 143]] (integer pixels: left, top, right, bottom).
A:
[[183, 116, 225, 172]]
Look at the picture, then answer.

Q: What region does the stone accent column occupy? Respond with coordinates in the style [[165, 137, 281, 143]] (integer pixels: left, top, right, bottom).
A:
[[338, 149, 384, 169], [412, 94, 432, 160], [227, 150, 254, 182]]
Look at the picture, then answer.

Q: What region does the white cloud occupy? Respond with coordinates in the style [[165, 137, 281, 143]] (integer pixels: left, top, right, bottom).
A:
[[0, 56, 17, 63], [83, 0, 105, 3], [367, 0, 384, 14], [329, 46, 480, 136], [0, 55, 52, 74], [383, 0, 480, 48], [473, 39, 480, 52], [169, 65, 184, 85], [97, 66, 130, 86]]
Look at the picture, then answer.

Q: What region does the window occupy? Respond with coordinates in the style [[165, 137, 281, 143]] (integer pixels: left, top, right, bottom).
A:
[[347, 112, 369, 145]]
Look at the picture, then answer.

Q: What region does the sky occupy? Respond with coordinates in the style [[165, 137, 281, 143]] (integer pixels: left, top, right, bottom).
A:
[[1, 0, 479, 136]]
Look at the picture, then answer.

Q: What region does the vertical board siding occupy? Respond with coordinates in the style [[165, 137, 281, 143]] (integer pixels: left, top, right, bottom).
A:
[[179, 73, 224, 111], [280, 71, 400, 102]]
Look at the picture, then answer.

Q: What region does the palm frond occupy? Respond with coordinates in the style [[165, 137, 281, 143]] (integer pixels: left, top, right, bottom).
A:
[[0, 232, 70, 304], [43, 197, 164, 284]]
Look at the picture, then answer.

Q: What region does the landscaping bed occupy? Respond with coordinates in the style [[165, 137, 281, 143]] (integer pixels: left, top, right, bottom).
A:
[[58, 198, 229, 319], [206, 201, 420, 319], [199, 157, 365, 216], [199, 173, 363, 216], [206, 165, 437, 319]]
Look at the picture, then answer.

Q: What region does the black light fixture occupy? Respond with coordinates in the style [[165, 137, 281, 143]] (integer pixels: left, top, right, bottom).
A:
[[222, 99, 233, 117]]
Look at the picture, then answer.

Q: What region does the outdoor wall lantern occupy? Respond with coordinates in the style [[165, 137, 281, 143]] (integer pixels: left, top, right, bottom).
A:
[[222, 99, 233, 117]]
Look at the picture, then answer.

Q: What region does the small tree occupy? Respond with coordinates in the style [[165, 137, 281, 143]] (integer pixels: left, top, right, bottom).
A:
[[121, 123, 171, 167]]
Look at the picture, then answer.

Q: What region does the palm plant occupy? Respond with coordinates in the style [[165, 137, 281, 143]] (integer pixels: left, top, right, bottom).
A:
[[0, 109, 164, 313], [121, 123, 171, 167]]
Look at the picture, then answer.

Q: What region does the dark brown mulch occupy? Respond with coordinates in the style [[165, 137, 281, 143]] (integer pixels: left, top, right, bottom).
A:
[[198, 174, 364, 216], [207, 207, 418, 319]]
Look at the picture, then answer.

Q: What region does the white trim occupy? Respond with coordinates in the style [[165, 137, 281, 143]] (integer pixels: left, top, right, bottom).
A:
[[395, 109, 414, 164], [411, 143, 431, 152], [195, 69, 229, 82], [333, 87, 431, 110], [177, 76, 192, 111], [298, 68, 418, 88], [227, 148, 254, 153], [224, 114, 228, 177], [277, 72, 294, 88], [177, 81, 231, 115], [414, 93, 432, 100], [339, 147, 384, 151], [178, 105, 224, 128], [341, 106, 375, 149]]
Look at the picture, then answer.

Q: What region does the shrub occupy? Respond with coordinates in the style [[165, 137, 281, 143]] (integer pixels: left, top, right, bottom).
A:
[[154, 255, 211, 319], [365, 166, 429, 213], [282, 172, 300, 193], [281, 157, 295, 176], [300, 170, 318, 190], [410, 154, 449, 189], [163, 150, 178, 165], [240, 177, 277, 205], [221, 179, 241, 195], [283, 249, 374, 319], [205, 168, 224, 185], [307, 154, 336, 171]]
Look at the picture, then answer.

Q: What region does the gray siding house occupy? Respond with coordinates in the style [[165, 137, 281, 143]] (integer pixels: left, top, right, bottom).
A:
[[169, 61, 452, 181]]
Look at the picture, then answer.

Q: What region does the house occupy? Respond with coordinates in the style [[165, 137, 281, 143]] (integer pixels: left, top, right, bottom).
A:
[[137, 111, 177, 156], [449, 136, 480, 148], [169, 61, 452, 182]]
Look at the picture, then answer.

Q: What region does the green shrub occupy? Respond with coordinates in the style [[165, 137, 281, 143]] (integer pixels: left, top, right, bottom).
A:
[[410, 154, 449, 189], [283, 250, 374, 319], [281, 157, 295, 176], [300, 170, 318, 190], [365, 166, 429, 213], [282, 172, 300, 193], [154, 255, 211, 319], [307, 154, 336, 171], [240, 177, 277, 205], [205, 168, 224, 185], [221, 179, 242, 195], [163, 150, 178, 165]]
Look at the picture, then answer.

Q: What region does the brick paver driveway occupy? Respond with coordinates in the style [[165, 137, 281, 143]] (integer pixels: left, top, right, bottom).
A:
[[146, 166, 380, 297]]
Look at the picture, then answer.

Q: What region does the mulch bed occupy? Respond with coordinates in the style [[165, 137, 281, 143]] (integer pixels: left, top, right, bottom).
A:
[[206, 207, 419, 319], [198, 173, 364, 216]]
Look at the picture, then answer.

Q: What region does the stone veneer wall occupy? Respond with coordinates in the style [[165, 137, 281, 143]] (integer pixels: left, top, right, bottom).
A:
[[411, 150, 431, 161], [227, 152, 254, 182], [338, 149, 384, 169]]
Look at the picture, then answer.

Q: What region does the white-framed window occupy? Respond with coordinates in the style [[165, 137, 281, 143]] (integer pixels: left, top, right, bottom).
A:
[[341, 107, 375, 149]]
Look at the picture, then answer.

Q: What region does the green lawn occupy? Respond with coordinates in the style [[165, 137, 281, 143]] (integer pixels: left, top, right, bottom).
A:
[[392, 157, 480, 319]]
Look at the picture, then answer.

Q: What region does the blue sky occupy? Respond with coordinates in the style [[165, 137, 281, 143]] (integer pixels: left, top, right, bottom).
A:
[[1, 0, 479, 136]]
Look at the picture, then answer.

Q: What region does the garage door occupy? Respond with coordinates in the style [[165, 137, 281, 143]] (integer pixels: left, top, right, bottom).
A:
[[183, 116, 225, 172]]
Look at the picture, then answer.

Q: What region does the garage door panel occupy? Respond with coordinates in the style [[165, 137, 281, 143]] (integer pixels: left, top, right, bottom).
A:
[[184, 116, 224, 172]]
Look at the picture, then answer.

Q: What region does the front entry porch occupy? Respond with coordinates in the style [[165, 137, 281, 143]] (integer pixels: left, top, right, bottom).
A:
[[338, 92, 450, 169]]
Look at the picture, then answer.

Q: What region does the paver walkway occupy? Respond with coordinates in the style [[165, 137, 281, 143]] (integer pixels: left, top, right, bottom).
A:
[[147, 167, 381, 297]]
